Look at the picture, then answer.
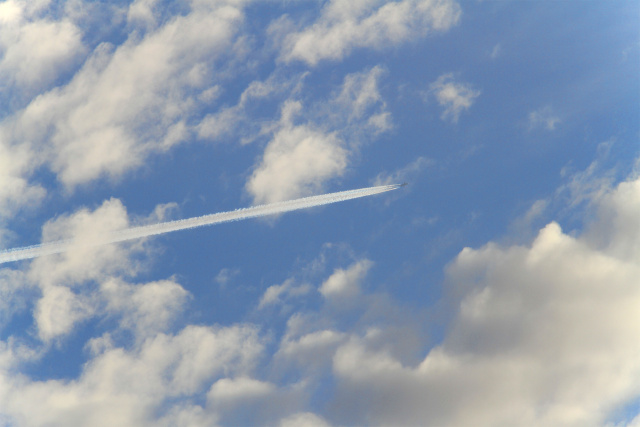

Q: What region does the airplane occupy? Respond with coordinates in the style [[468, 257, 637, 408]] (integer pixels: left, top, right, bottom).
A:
[[400, 182, 408, 187]]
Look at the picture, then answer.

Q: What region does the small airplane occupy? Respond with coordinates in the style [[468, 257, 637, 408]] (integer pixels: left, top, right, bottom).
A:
[[400, 182, 408, 187]]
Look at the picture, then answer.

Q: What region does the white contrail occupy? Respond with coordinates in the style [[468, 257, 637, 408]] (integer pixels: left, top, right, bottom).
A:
[[0, 184, 400, 264]]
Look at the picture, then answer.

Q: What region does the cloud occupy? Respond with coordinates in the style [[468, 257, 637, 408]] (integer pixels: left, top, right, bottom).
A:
[[246, 101, 348, 204], [0, 324, 264, 427], [196, 71, 309, 144], [319, 259, 372, 299], [373, 156, 434, 186], [430, 73, 481, 123], [16, 197, 192, 343], [333, 65, 392, 133], [28, 198, 139, 289], [278, 0, 462, 65], [2, 173, 637, 426], [1, 0, 247, 190], [0, 0, 85, 91], [101, 278, 189, 340], [326, 175, 640, 427], [34, 283, 94, 342], [246, 67, 391, 204], [259, 278, 313, 309], [490, 43, 501, 59], [279, 412, 331, 427], [0, 141, 45, 220], [528, 106, 561, 130]]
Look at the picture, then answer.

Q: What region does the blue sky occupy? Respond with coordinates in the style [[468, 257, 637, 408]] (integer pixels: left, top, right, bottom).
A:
[[0, 0, 639, 426]]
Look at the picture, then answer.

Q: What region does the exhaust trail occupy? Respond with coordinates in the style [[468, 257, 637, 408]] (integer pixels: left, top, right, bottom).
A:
[[0, 184, 401, 264]]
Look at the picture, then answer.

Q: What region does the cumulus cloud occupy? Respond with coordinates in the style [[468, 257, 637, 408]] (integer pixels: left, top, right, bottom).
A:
[[247, 100, 348, 204], [1, 0, 246, 190], [2, 173, 637, 426], [259, 278, 313, 309], [0, 141, 45, 219], [327, 176, 640, 427], [101, 278, 189, 340], [0, 0, 85, 91], [319, 258, 372, 299], [430, 73, 481, 123], [28, 198, 138, 288], [34, 283, 94, 342], [247, 67, 391, 204], [278, 0, 462, 65], [12, 196, 193, 343], [0, 324, 264, 427]]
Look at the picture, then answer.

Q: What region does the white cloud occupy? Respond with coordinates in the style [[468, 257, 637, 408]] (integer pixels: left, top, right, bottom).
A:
[[279, 412, 331, 427], [0, 0, 85, 91], [277, 329, 346, 372], [1, 0, 246, 190], [2, 173, 637, 426], [101, 278, 189, 340], [0, 140, 45, 219], [0, 324, 264, 427], [196, 72, 308, 143], [319, 258, 372, 299], [259, 278, 313, 309], [334, 65, 392, 133], [18, 197, 190, 342], [0, 270, 31, 330], [278, 0, 461, 65], [246, 67, 391, 204], [28, 198, 138, 289], [35, 284, 94, 342], [127, 0, 161, 29], [326, 176, 640, 426], [207, 376, 275, 410], [430, 73, 481, 123], [246, 101, 348, 204], [528, 106, 561, 130]]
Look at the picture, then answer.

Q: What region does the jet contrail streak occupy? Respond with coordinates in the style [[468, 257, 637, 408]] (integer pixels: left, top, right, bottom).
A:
[[0, 184, 401, 264]]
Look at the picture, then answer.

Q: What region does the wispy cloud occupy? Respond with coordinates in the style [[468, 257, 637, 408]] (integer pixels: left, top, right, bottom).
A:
[[277, 0, 461, 65], [528, 106, 561, 130], [373, 156, 434, 187], [430, 73, 481, 123]]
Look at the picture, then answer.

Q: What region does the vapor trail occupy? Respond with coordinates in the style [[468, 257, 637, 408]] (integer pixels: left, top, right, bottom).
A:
[[0, 184, 400, 264]]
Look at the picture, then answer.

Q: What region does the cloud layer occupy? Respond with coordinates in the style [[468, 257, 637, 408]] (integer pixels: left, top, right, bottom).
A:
[[0, 1, 637, 426]]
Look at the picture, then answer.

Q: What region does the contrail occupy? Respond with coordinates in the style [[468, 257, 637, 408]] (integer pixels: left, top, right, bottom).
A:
[[0, 184, 401, 264]]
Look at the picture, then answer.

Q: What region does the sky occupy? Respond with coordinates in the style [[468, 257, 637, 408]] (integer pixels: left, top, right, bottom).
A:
[[0, 0, 639, 426]]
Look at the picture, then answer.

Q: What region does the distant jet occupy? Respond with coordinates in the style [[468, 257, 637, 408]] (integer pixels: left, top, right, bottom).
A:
[[400, 182, 408, 187]]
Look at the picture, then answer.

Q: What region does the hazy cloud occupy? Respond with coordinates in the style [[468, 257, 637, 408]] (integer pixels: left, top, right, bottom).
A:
[[373, 156, 434, 187], [528, 106, 561, 130]]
